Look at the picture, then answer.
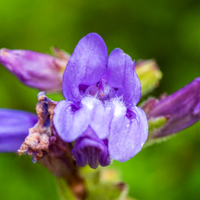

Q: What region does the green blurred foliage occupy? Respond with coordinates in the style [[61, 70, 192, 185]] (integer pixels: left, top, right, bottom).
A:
[[0, 0, 200, 199]]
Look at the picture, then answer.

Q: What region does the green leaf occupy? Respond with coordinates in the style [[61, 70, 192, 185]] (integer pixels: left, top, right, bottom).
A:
[[143, 116, 169, 148]]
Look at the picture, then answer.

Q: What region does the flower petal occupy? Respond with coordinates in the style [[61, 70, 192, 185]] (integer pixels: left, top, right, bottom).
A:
[[109, 106, 148, 162], [90, 101, 114, 139], [62, 33, 108, 102], [0, 109, 37, 152], [107, 48, 141, 106], [53, 100, 91, 142]]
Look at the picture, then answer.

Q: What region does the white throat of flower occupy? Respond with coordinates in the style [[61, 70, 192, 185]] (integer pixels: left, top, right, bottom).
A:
[[111, 98, 127, 117], [81, 96, 101, 110], [81, 96, 127, 120]]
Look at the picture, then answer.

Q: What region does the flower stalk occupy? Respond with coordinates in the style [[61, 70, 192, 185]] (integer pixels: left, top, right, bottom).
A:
[[18, 92, 87, 199]]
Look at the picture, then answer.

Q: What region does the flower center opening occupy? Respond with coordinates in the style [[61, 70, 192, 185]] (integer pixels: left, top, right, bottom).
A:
[[83, 79, 117, 101]]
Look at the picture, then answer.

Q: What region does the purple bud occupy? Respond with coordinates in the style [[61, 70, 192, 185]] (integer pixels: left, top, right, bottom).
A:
[[0, 109, 38, 152], [0, 48, 69, 91], [147, 78, 200, 138]]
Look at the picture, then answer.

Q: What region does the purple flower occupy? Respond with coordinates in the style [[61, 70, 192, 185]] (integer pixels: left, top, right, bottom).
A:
[[146, 78, 200, 138], [0, 109, 37, 152], [0, 48, 69, 92], [53, 33, 148, 168]]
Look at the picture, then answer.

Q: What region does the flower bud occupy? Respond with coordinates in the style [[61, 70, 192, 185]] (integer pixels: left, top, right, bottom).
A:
[[135, 59, 162, 96], [0, 48, 69, 92], [146, 78, 200, 138]]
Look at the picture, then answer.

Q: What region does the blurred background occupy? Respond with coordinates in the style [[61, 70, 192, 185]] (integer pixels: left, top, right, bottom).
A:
[[0, 0, 200, 199]]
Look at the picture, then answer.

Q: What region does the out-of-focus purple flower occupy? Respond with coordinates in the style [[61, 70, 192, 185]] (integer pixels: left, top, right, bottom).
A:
[[53, 33, 148, 168], [0, 48, 69, 92], [146, 78, 200, 138], [0, 109, 37, 152]]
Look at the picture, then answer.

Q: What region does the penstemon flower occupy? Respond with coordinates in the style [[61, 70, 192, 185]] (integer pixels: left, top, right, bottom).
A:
[[53, 33, 149, 169]]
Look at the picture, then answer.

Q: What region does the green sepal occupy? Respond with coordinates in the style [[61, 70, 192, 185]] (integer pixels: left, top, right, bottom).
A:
[[148, 116, 167, 134], [143, 117, 177, 147], [142, 116, 167, 148], [144, 134, 175, 147]]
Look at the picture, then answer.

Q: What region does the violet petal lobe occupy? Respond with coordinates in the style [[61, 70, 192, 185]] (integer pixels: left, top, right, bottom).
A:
[[53, 100, 91, 142], [148, 77, 200, 138], [62, 33, 108, 102], [109, 106, 148, 162], [107, 48, 141, 107], [71, 137, 88, 167], [71, 127, 110, 169], [0, 109, 37, 152], [90, 101, 114, 139]]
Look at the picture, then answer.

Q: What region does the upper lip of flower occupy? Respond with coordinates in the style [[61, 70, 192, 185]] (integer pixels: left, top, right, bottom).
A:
[[62, 32, 141, 108]]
